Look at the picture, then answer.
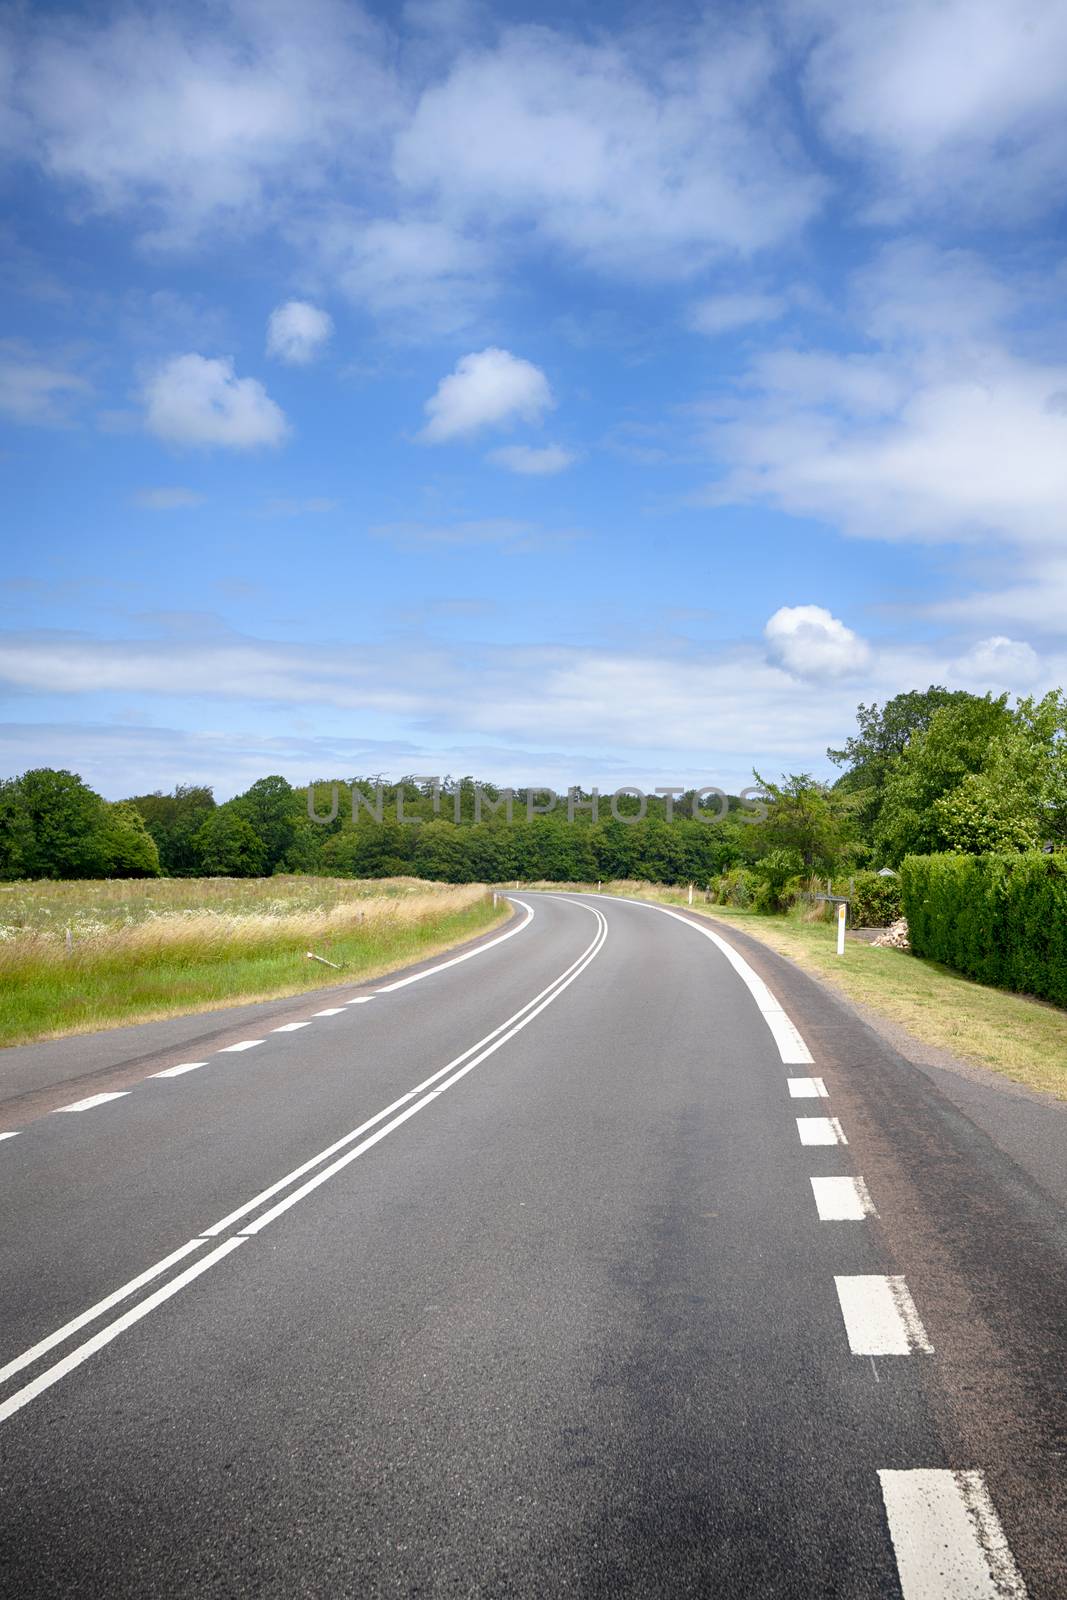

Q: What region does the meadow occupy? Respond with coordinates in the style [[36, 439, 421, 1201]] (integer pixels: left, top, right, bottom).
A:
[[0, 875, 505, 1046]]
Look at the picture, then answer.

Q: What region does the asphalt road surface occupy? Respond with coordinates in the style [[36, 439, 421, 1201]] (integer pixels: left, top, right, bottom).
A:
[[0, 892, 1064, 1598]]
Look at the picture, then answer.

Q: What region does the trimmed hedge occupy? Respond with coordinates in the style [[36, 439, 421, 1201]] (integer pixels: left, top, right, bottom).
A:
[[900, 851, 1067, 1007]]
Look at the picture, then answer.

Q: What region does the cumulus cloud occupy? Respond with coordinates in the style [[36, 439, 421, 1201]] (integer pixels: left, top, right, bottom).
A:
[[266, 300, 333, 364], [764, 605, 871, 678], [144, 355, 288, 450], [951, 635, 1041, 688], [486, 443, 576, 476], [420, 348, 553, 443], [132, 486, 205, 510], [793, 0, 1067, 222]]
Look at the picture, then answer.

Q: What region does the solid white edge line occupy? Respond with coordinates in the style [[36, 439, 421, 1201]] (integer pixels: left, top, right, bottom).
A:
[[52, 1092, 130, 1113], [878, 1469, 1028, 1599], [810, 1176, 876, 1220], [563, 893, 814, 1065], [375, 897, 535, 991], [150, 1063, 207, 1079], [0, 1239, 245, 1426], [834, 1275, 933, 1355], [0, 899, 602, 1423], [0, 1237, 207, 1387]]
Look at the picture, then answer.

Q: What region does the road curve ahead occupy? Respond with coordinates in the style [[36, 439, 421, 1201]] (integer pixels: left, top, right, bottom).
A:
[[0, 892, 1063, 1597]]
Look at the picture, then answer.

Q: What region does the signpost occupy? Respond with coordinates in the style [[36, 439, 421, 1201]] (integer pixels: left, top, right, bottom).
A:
[[836, 901, 847, 957]]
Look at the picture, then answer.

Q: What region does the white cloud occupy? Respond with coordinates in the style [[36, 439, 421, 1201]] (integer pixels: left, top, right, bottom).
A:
[[950, 635, 1041, 688], [144, 355, 288, 450], [420, 348, 553, 443], [266, 300, 333, 364], [300, 213, 490, 333], [0, 342, 89, 424], [764, 604, 871, 679], [132, 487, 205, 510], [793, 0, 1067, 222], [394, 23, 824, 277], [690, 292, 787, 336], [705, 244, 1067, 551], [8, 1, 398, 247], [486, 443, 576, 476]]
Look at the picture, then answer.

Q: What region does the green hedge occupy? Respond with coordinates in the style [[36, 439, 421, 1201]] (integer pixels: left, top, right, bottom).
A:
[[900, 851, 1067, 1007]]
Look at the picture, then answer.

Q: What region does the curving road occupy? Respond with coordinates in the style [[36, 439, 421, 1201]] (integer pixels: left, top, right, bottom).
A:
[[0, 892, 1063, 1597]]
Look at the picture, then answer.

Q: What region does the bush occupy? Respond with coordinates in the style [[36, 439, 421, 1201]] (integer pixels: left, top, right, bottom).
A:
[[751, 848, 805, 913], [847, 871, 903, 928], [711, 867, 759, 907], [900, 851, 1067, 1007]]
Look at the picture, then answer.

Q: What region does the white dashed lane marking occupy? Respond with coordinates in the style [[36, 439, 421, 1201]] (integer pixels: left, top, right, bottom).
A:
[[810, 1176, 876, 1220], [150, 1062, 207, 1079], [0, 1132, 19, 1141], [312, 1008, 345, 1017], [796, 1115, 848, 1145], [879, 1469, 1028, 1599], [787, 1076, 828, 1098], [834, 1275, 933, 1355], [53, 1092, 130, 1114], [218, 1040, 264, 1053], [272, 1022, 311, 1033], [346, 996, 374, 1004]]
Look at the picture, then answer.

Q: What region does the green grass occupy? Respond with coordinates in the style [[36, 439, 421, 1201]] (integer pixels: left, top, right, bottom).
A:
[[0, 877, 507, 1047], [620, 886, 1067, 1100]]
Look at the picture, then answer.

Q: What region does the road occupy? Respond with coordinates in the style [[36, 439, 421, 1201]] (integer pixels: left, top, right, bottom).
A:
[[0, 891, 1063, 1597]]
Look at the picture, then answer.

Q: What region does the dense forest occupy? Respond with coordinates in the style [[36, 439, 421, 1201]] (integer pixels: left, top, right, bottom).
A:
[[2, 688, 1064, 910]]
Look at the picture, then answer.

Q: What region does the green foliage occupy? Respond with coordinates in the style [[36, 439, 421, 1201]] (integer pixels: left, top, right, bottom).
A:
[[750, 848, 805, 913], [901, 852, 1067, 1007], [96, 803, 162, 878], [846, 871, 902, 928], [0, 769, 160, 879], [749, 771, 853, 874], [126, 785, 216, 874], [192, 807, 267, 877]]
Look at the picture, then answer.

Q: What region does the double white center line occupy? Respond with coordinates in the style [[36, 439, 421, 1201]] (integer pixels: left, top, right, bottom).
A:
[[0, 902, 608, 1427]]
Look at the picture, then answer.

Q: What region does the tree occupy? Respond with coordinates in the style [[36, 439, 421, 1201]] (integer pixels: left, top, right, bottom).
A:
[[127, 785, 215, 874], [192, 808, 267, 877], [873, 694, 1015, 863], [231, 775, 299, 874], [750, 771, 851, 873], [97, 803, 162, 877], [0, 769, 109, 878]]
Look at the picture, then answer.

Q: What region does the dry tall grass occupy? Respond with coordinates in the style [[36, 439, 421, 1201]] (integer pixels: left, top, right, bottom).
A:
[[0, 877, 504, 1046]]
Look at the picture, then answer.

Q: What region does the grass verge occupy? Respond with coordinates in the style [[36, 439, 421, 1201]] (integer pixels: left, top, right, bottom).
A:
[[616, 885, 1067, 1100], [0, 878, 507, 1047]]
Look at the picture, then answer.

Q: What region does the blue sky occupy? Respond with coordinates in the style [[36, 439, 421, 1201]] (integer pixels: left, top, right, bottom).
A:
[[2, 0, 1066, 799]]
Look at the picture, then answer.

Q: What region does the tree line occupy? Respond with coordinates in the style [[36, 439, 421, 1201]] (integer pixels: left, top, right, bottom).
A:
[[1, 686, 1063, 888]]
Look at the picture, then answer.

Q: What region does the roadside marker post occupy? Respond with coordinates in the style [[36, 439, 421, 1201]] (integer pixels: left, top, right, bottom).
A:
[[836, 902, 846, 957]]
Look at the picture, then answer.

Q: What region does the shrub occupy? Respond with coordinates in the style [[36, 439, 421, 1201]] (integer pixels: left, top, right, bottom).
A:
[[900, 851, 1067, 1007], [847, 871, 903, 928], [751, 848, 805, 913], [711, 867, 759, 907]]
